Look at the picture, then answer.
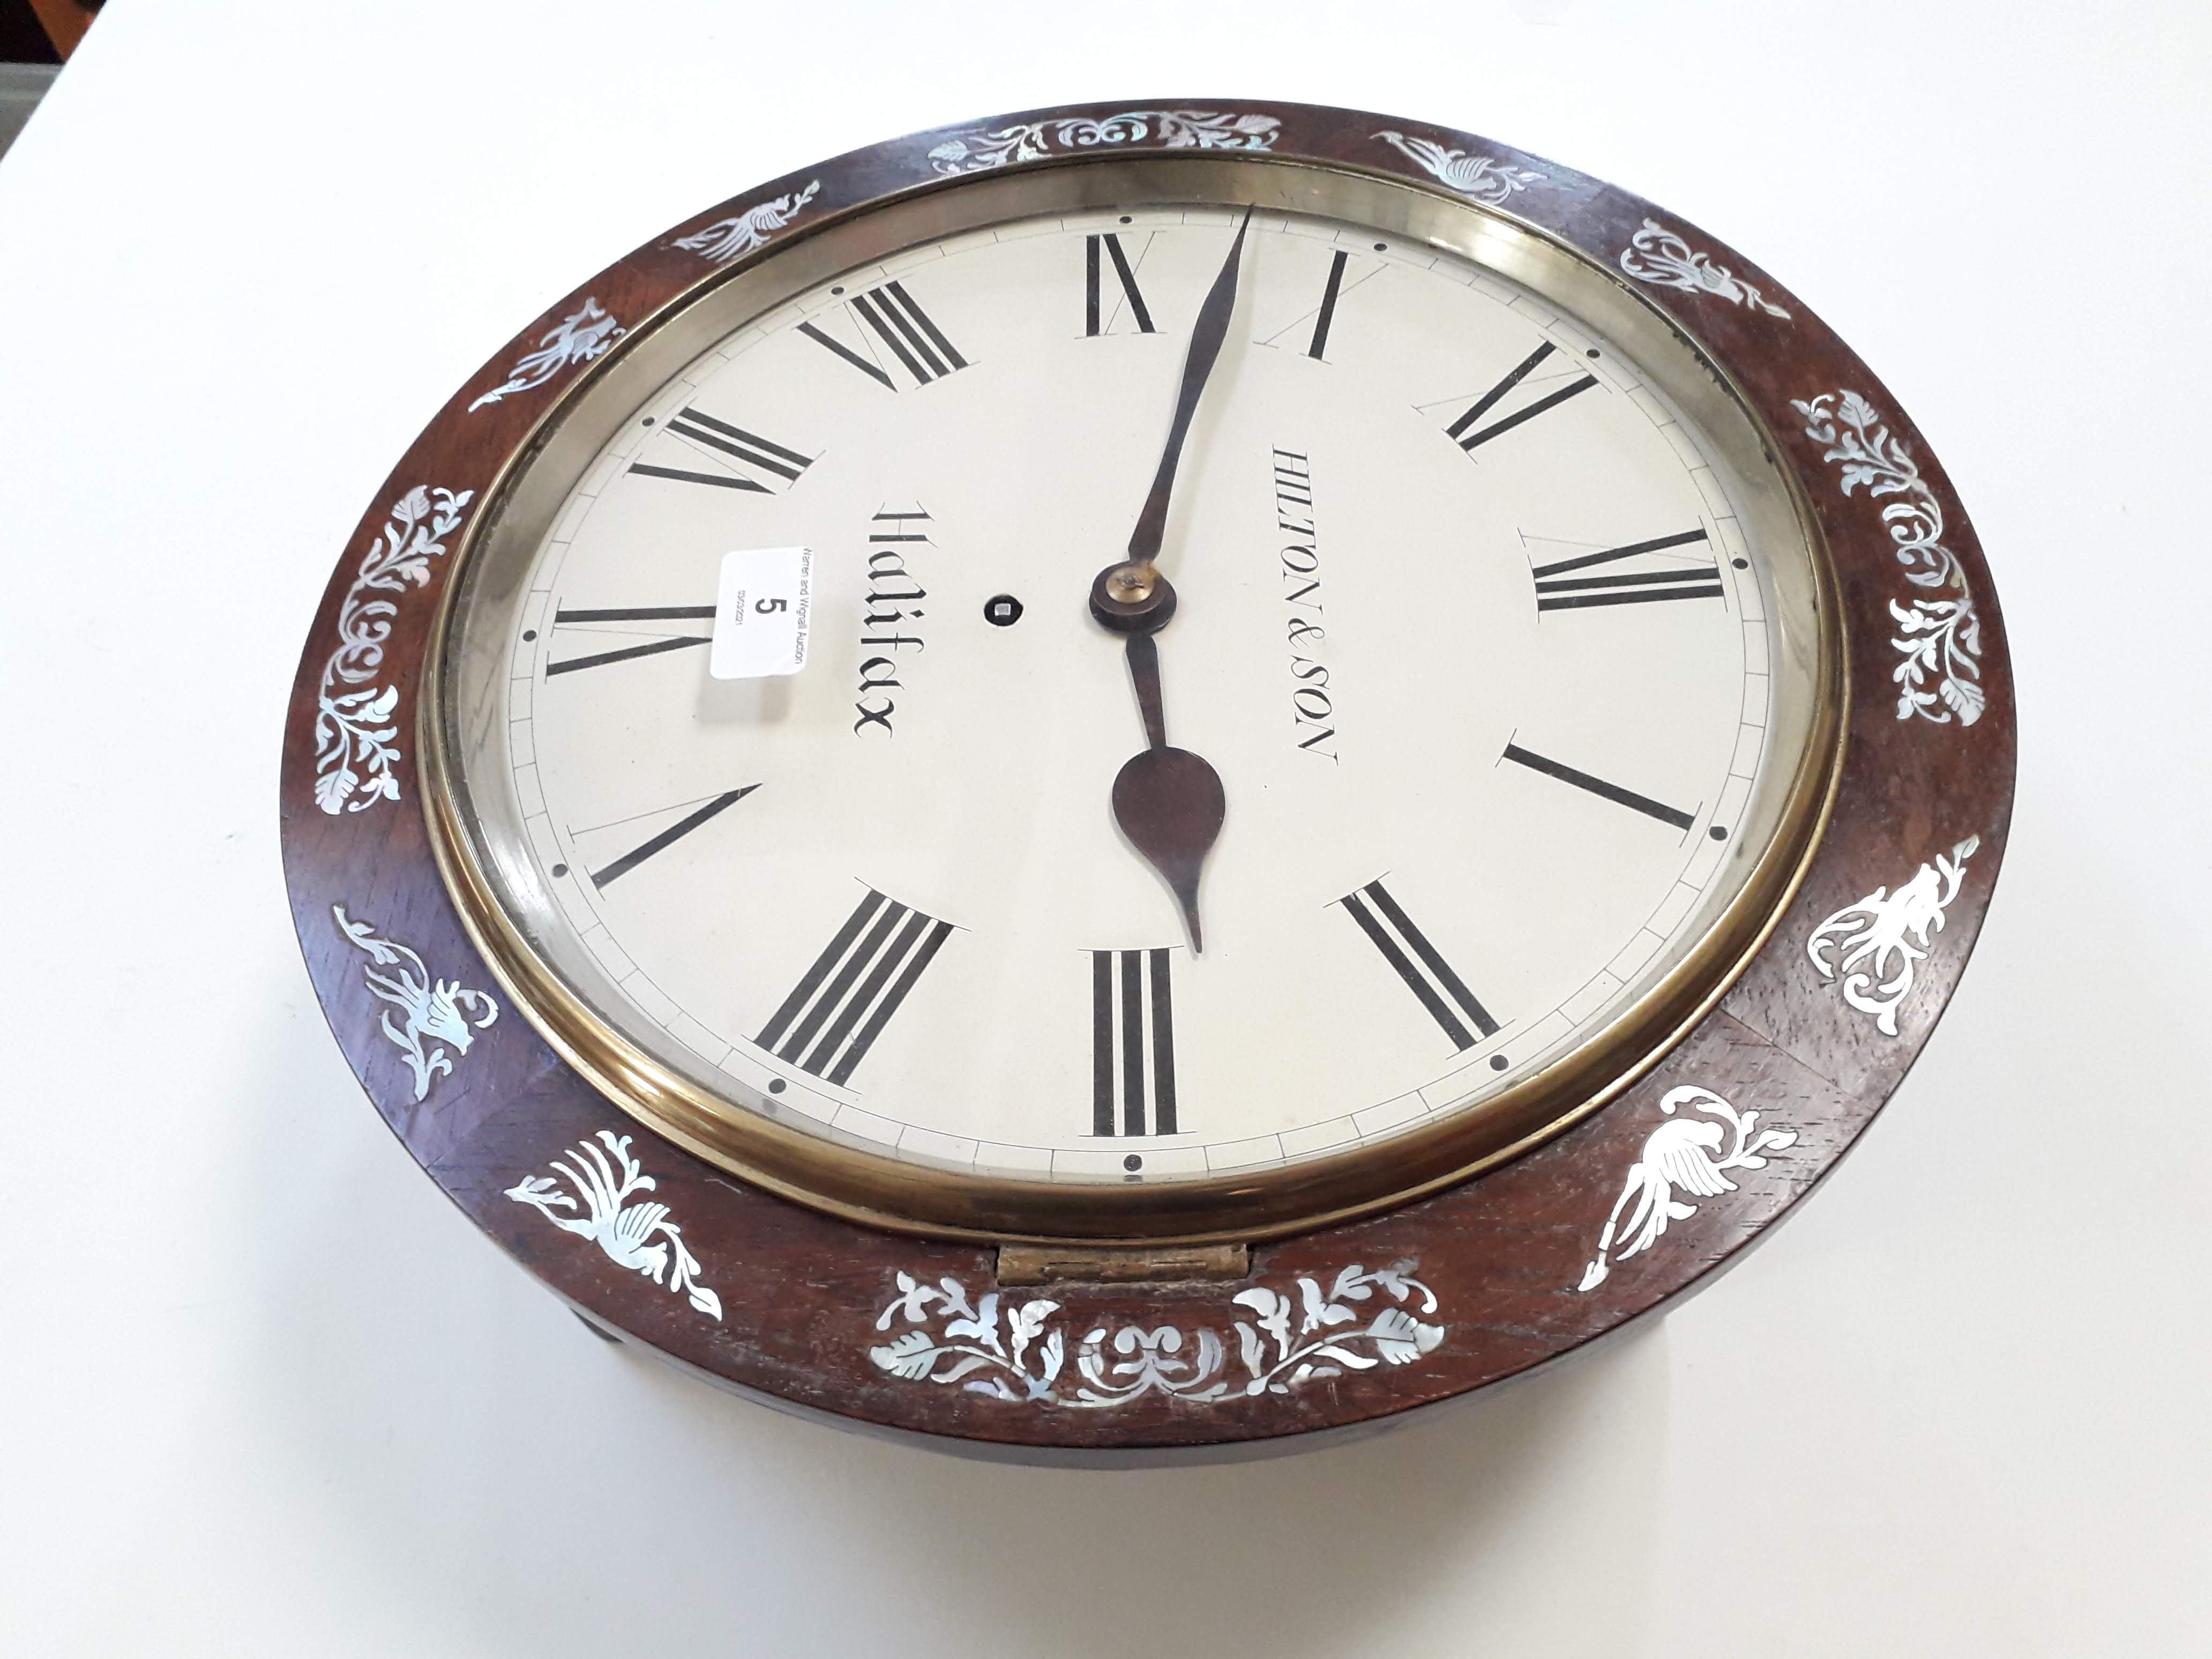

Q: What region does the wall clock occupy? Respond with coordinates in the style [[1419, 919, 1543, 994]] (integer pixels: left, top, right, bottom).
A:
[[281, 99, 2011, 1461]]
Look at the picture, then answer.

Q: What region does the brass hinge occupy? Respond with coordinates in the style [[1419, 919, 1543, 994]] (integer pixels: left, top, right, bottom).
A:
[[996, 1242, 1251, 1287]]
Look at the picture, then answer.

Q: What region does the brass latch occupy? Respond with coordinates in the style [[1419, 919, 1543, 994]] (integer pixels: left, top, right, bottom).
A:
[[996, 1242, 1251, 1287]]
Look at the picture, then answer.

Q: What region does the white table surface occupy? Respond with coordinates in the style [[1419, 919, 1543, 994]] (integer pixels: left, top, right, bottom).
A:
[[3, 3, 2206, 1653]]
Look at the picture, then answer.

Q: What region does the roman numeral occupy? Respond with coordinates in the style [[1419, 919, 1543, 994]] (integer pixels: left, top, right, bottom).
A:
[[1335, 880, 1498, 1051], [1445, 341, 1598, 452], [1090, 948, 1179, 1137], [586, 785, 758, 889], [1256, 249, 1380, 358], [756, 889, 954, 1086], [1533, 528, 1723, 611], [799, 280, 969, 390], [1501, 742, 1695, 831], [543, 604, 714, 676], [1307, 249, 1349, 360], [1085, 233, 1156, 336], [629, 407, 813, 493]]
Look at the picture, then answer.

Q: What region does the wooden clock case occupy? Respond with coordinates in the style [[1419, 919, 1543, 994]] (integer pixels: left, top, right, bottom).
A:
[[280, 99, 2013, 1463]]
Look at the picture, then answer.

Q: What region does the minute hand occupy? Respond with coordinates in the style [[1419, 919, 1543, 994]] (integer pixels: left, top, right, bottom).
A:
[[1125, 206, 1254, 576]]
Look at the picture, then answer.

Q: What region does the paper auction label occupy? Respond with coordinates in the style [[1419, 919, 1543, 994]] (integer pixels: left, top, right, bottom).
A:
[[710, 547, 812, 679]]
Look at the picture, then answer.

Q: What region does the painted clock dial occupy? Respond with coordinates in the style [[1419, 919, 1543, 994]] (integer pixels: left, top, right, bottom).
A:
[[432, 189, 1827, 1234]]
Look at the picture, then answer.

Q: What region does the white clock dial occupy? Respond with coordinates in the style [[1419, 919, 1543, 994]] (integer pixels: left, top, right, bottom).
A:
[[445, 199, 1823, 1201]]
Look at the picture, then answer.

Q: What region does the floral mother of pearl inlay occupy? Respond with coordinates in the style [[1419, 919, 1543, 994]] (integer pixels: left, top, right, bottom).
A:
[[312, 485, 472, 815], [1576, 1086, 1797, 1290], [871, 1263, 1443, 1406], [1795, 390, 1984, 726], [925, 109, 1280, 175]]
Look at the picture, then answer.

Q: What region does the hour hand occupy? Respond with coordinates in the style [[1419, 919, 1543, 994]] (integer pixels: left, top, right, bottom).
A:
[[1092, 568, 1225, 954], [1112, 739, 1224, 954]]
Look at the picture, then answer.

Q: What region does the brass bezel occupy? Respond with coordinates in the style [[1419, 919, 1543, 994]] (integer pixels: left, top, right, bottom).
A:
[[419, 151, 1847, 1246]]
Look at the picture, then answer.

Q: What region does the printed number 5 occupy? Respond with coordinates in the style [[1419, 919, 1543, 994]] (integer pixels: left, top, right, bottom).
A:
[[756, 597, 789, 614]]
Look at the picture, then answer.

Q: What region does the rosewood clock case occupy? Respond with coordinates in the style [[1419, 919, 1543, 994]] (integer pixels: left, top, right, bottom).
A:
[[280, 99, 2012, 1460]]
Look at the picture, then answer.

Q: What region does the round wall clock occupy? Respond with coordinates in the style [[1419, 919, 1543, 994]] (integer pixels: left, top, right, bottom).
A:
[[282, 100, 2012, 1461]]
